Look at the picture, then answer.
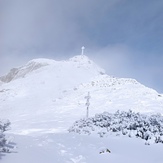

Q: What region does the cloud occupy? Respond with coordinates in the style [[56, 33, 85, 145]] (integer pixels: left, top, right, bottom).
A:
[[0, 0, 124, 55], [1, 0, 162, 55]]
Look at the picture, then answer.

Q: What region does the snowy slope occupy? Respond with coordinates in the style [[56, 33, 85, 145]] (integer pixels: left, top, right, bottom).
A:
[[0, 55, 163, 163], [0, 55, 106, 134]]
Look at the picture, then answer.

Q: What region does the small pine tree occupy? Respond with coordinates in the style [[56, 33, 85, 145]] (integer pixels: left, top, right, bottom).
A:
[[0, 119, 11, 153]]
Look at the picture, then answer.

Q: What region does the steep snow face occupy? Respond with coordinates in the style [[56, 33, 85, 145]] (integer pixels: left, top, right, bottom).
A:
[[0, 55, 163, 135]]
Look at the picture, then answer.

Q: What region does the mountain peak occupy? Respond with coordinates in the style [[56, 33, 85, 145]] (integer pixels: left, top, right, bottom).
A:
[[0, 55, 105, 83], [69, 55, 92, 64], [69, 55, 105, 75]]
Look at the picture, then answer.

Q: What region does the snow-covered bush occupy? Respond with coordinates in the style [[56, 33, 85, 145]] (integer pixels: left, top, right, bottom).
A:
[[69, 110, 163, 145], [0, 119, 12, 153]]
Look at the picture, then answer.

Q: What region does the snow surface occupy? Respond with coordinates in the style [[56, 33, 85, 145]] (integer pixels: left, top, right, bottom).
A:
[[0, 55, 163, 162]]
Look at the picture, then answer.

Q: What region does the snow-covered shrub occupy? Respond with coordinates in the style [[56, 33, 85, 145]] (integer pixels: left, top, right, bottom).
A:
[[69, 110, 163, 145], [0, 119, 12, 153]]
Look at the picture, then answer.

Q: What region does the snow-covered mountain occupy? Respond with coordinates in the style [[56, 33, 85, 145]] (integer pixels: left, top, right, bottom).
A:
[[0, 55, 163, 135], [1, 55, 163, 163]]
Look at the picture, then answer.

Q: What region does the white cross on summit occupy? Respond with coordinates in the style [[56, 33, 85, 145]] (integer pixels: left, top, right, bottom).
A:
[[81, 46, 85, 55]]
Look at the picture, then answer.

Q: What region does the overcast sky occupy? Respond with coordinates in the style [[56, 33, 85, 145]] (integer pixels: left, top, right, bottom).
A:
[[0, 0, 163, 93]]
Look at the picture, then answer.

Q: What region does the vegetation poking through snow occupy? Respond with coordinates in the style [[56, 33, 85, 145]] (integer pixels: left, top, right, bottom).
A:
[[0, 120, 13, 153], [69, 110, 163, 145]]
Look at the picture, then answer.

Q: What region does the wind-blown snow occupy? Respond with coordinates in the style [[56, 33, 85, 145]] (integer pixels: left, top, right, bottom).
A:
[[0, 55, 163, 163]]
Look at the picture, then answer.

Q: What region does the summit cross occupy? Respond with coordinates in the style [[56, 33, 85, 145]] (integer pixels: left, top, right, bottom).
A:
[[81, 46, 85, 55]]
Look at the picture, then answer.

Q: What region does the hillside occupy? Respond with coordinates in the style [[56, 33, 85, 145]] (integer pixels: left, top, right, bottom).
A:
[[0, 55, 163, 163]]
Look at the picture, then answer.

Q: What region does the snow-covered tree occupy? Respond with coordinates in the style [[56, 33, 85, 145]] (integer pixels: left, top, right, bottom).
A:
[[69, 110, 163, 145], [0, 119, 11, 153]]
